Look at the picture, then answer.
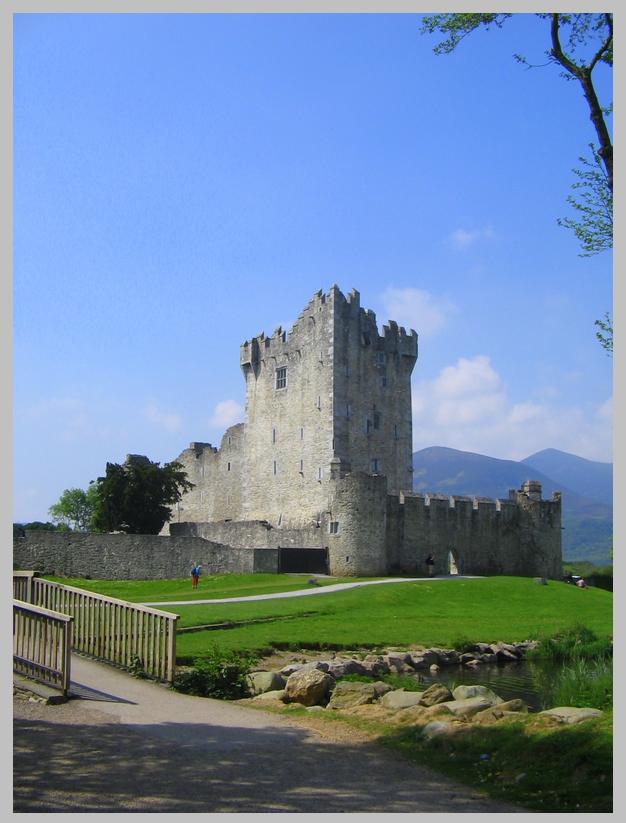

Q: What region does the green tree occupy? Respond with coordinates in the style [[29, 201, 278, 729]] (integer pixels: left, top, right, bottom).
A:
[[421, 13, 613, 349], [48, 487, 98, 531], [91, 455, 194, 535]]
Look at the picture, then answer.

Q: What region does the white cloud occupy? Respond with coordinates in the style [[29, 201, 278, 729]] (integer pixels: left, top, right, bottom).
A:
[[209, 399, 244, 429], [449, 225, 495, 250], [412, 355, 612, 462], [144, 402, 182, 433], [380, 287, 457, 339]]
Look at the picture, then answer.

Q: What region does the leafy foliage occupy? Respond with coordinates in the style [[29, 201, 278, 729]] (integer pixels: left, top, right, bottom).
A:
[[90, 455, 193, 534], [527, 624, 612, 664], [48, 486, 99, 531], [594, 312, 613, 355], [15, 521, 71, 532], [558, 146, 613, 257], [173, 645, 257, 699]]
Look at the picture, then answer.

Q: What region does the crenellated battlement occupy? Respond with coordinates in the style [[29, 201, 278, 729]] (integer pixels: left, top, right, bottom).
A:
[[240, 286, 417, 369]]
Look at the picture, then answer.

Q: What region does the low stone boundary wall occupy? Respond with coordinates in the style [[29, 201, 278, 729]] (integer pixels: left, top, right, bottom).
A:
[[13, 531, 279, 580]]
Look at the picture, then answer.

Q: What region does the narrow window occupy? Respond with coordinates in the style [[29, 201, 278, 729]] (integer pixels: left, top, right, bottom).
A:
[[318, 466, 323, 480], [394, 424, 399, 440], [373, 412, 381, 430], [329, 521, 339, 534], [316, 396, 321, 409], [300, 427, 304, 440], [300, 459, 304, 473], [377, 351, 386, 365], [273, 461, 277, 476], [345, 403, 350, 419], [276, 367, 287, 389], [366, 418, 372, 434], [272, 427, 276, 444], [227, 462, 231, 471], [371, 458, 380, 473], [381, 376, 387, 388]]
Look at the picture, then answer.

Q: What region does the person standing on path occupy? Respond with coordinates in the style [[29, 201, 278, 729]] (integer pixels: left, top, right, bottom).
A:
[[425, 554, 435, 577], [191, 563, 200, 589]]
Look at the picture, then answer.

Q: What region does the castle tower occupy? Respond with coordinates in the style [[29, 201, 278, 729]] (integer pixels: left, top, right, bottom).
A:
[[238, 285, 418, 527]]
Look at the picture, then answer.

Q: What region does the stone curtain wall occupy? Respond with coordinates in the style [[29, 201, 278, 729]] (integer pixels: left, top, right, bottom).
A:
[[166, 423, 245, 530], [13, 531, 271, 580], [171, 519, 327, 551], [327, 473, 562, 578]]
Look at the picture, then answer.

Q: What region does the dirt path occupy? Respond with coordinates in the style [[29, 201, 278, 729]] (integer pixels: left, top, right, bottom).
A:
[[14, 655, 523, 814]]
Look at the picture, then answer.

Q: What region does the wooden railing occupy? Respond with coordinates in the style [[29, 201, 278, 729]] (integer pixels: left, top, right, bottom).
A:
[[13, 573, 179, 683], [13, 600, 73, 695], [13, 570, 38, 603]]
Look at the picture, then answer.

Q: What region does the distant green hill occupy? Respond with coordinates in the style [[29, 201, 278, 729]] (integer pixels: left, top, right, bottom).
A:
[[412, 446, 612, 565]]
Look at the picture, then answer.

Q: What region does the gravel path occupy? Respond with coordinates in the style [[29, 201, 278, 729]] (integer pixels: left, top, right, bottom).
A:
[[14, 655, 523, 814], [141, 575, 481, 607]]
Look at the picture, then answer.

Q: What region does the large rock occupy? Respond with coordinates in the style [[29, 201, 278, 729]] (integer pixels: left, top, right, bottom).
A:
[[421, 720, 454, 739], [473, 699, 528, 723], [452, 684, 503, 704], [284, 668, 334, 706], [419, 683, 454, 706], [381, 689, 424, 710], [361, 655, 391, 676], [246, 671, 286, 696], [441, 696, 494, 717], [539, 707, 604, 724], [252, 689, 286, 702], [429, 648, 459, 666], [406, 650, 440, 669], [327, 681, 378, 710], [326, 658, 370, 678]]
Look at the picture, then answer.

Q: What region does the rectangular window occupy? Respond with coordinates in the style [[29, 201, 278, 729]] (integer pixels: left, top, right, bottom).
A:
[[316, 396, 321, 409], [366, 418, 372, 434], [272, 428, 276, 444], [371, 458, 380, 473], [394, 424, 399, 440], [377, 351, 386, 365], [300, 459, 304, 473], [276, 367, 287, 389], [381, 376, 387, 388], [329, 521, 339, 534], [227, 462, 231, 471], [345, 403, 350, 419], [318, 466, 323, 480], [373, 412, 381, 430], [273, 461, 277, 475]]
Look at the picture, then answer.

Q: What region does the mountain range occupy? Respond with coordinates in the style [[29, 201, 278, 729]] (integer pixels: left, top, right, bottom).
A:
[[412, 447, 613, 565]]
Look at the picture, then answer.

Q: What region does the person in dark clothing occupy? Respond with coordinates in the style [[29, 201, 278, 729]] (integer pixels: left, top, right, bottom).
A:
[[425, 554, 435, 577]]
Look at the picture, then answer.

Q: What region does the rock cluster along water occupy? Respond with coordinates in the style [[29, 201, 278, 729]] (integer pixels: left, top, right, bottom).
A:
[[241, 645, 604, 732]]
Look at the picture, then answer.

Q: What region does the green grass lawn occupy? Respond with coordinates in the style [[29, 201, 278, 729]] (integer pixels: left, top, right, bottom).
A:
[[44, 573, 612, 659], [43, 573, 375, 603], [165, 576, 611, 658]]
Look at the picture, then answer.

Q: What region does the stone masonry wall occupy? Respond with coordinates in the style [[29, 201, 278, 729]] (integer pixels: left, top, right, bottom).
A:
[[239, 288, 335, 527], [13, 531, 270, 580], [332, 288, 417, 495]]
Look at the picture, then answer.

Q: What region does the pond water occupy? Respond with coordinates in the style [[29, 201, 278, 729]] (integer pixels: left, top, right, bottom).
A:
[[415, 659, 560, 712]]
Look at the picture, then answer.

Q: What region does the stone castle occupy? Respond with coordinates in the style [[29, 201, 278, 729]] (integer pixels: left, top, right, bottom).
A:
[[164, 286, 562, 579]]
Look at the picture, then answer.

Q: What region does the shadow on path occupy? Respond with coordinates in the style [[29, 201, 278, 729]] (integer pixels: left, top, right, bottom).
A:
[[13, 705, 521, 813]]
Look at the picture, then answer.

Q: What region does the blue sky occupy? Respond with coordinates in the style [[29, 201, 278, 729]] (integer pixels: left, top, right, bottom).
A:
[[13, 12, 613, 523]]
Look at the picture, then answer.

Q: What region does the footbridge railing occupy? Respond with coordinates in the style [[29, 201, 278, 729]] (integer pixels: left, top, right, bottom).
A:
[[13, 599, 73, 696], [13, 572, 179, 684]]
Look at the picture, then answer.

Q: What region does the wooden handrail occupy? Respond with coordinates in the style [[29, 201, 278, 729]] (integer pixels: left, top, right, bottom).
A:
[[20, 576, 179, 683], [13, 599, 73, 695]]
